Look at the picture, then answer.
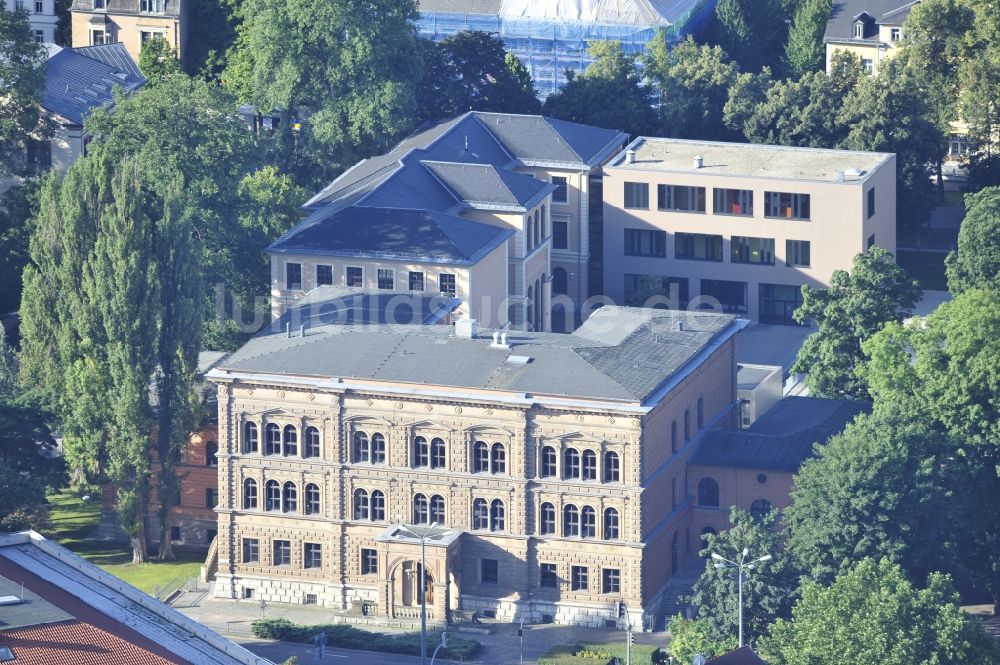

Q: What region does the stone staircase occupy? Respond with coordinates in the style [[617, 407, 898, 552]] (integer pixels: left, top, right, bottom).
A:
[[200, 534, 219, 583], [656, 559, 705, 631]]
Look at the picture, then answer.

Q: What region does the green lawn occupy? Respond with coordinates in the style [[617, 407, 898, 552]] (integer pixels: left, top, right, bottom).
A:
[[897, 250, 949, 291], [45, 491, 203, 594], [539, 642, 663, 665]]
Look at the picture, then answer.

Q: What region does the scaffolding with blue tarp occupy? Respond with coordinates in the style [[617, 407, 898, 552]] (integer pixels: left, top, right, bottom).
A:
[[417, 0, 718, 96]]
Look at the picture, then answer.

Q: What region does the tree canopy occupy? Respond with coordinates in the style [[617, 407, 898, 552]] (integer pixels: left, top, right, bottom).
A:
[[0, 8, 48, 176], [761, 558, 997, 665], [784, 0, 832, 77], [137, 36, 181, 83], [945, 186, 1000, 293], [791, 247, 920, 400]]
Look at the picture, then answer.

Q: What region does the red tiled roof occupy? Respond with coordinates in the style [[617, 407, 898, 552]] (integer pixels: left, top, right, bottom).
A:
[[0, 619, 176, 665]]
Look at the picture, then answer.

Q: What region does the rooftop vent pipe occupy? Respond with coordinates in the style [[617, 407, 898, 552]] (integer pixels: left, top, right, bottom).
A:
[[625, 150, 636, 164], [693, 155, 704, 169], [455, 317, 478, 339]]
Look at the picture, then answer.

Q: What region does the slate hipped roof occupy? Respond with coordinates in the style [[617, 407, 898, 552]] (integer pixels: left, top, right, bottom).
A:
[[214, 307, 743, 405], [273, 111, 626, 265], [42, 43, 146, 125], [691, 396, 871, 471], [824, 0, 919, 43]]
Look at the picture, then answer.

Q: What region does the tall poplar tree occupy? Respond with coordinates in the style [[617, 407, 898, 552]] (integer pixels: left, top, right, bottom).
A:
[[784, 0, 833, 77]]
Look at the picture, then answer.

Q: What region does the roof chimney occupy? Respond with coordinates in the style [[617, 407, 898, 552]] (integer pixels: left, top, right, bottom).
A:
[[625, 149, 636, 164], [455, 317, 478, 339], [674, 320, 684, 332], [836, 170, 845, 182], [693, 155, 704, 169]]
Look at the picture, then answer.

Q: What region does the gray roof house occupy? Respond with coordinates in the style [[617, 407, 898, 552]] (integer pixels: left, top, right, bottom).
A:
[[39, 43, 146, 172], [823, 0, 919, 74]]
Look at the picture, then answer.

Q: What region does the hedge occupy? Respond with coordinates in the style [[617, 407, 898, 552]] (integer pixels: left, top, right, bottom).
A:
[[538, 642, 666, 665], [251, 618, 481, 660]]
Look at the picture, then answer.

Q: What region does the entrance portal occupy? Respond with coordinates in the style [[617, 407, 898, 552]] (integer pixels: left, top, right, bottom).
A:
[[400, 561, 434, 607]]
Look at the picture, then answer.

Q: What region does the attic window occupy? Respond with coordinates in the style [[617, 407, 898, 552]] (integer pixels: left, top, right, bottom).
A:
[[0, 645, 14, 662], [853, 21, 864, 38]]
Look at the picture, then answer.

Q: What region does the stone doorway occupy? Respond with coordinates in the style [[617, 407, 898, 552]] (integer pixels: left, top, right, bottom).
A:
[[400, 561, 434, 608]]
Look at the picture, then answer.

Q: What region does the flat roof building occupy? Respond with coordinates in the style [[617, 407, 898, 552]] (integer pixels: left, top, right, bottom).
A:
[[602, 137, 896, 324]]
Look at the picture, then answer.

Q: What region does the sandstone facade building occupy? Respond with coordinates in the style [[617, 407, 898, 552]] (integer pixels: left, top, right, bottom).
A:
[[2, 0, 59, 43], [206, 307, 747, 627], [69, 0, 186, 63]]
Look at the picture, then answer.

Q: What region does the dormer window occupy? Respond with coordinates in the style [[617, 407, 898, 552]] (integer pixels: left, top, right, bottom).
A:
[[93, 0, 105, 8], [890, 27, 901, 41], [854, 21, 865, 38]]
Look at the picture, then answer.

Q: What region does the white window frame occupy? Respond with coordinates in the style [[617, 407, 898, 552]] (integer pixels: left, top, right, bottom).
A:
[[345, 265, 364, 288], [377, 267, 395, 290], [550, 175, 569, 205]]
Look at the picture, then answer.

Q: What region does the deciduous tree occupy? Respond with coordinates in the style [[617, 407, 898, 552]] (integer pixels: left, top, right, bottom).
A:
[[784, 0, 833, 76], [945, 186, 1000, 293], [791, 247, 920, 400], [137, 36, 181, 83], [0, 8, 48, 176]]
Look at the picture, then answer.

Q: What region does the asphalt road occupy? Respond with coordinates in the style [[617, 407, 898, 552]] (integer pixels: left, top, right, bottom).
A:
[[241, 640, 427, 664]]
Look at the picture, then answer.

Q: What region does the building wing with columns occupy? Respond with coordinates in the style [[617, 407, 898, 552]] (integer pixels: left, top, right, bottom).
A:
[[206, 306, 747, 627]]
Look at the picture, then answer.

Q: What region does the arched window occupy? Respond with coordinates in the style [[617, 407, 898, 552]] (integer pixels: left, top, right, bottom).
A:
[[541, 205, 546, 238], [552, 267, 568, 295], [564, 448, 580, 479], [750, 499, 774, 521], [304, 427, 320, 458], [671, 420, 678, 454], [697, 397, 705, 429], [413, 493, 429, 524], [526, 219, 533, 253], [698, 478, 719, 507], [282, 481, 297, 512], [243, 422, 258, 454], [563, 504, 580, 537], [672, 476, 678, 509], [603, 508, 620, 540], [581, 506, 596, 538], [371, 490, 386, 521], [540, 446, 557, 477], [283, 425, 298, 456], [371, 433, 386, 464], [604, 451, 620, 482], [353, 431, 369, 463], [684, 410, 691, 441], [473, 441, 489, 473], [430, 495, 446, 524], [490, 499, 505, 531], [540, 502, 556, 535], [305, 483, 320, 515], [264, 423, 280, 456], [353, 489, 369, 520], [472, 498, 489, 530], [431, 438, 446, 469], [526, 284, 534, 325], [242, 478, 257, 509], [491, 442, 506, 474], [582, 450, 597, 480], [534, 209, 541, 247], [205, 441, 218, 467], [264, 480, 280, 511], [413, 436, 429, 467]]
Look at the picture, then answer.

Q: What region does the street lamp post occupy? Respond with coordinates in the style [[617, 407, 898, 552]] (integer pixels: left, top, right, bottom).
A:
[[399, 522, 452, 665], [711, 548, 772, 648]]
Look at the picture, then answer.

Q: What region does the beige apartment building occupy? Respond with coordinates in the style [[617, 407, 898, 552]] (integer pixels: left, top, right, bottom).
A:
[[206, 307, 747, 627], [3, 0, 59, 43], [823, 0, 916, 75], [602, 138, 896, 324], [69, 0, 186, 63], [272, 113, 627, 333]]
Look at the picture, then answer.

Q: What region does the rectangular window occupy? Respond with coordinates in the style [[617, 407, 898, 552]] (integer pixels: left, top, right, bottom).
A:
[[867, 188, 876, 218], [552, 220, 568, 250], [890, 27, 901, 41], [34, 29, 44, 43], [624, 274, 688, 308], [408, 271, 424, 291], [868, 233, 876, 249], [551, 176, 568, 204], [285, 262, 302, 290], [91, 29, 107, 45], [242, 538, 259, 564], [273, 540, 291, 567], [700, 279, 749, 314], [242, 587, 254, 599], [571, 565, 588, 592], [861, 58, 874, 75], [602, 568, 621, 594], [731, 236, 775, 265], [205, 488, 218, 508], [657, 184, 706, 212], [377, 268, 394, 290], [481, 559, 499, 584], [540, 563, 558, 588], [759, 283, 805, 325], [624, 228, 667, 257], [675, 232, 723, 262], [786, 240, 811, 267], [346, 266, 363, 287], [170, 525, 181, 541], [316, 264, 333, 286], [140, 0, 164, 11], [93, 0, 104, 7], [304, 543, 322, 570], [624, 182, 649, 209], [439, 273, 456, 296], [764, 191, 810, 220], [34, 0, 43, 13], [361, 548, 378, 575], [713, 188, 754, 216]]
